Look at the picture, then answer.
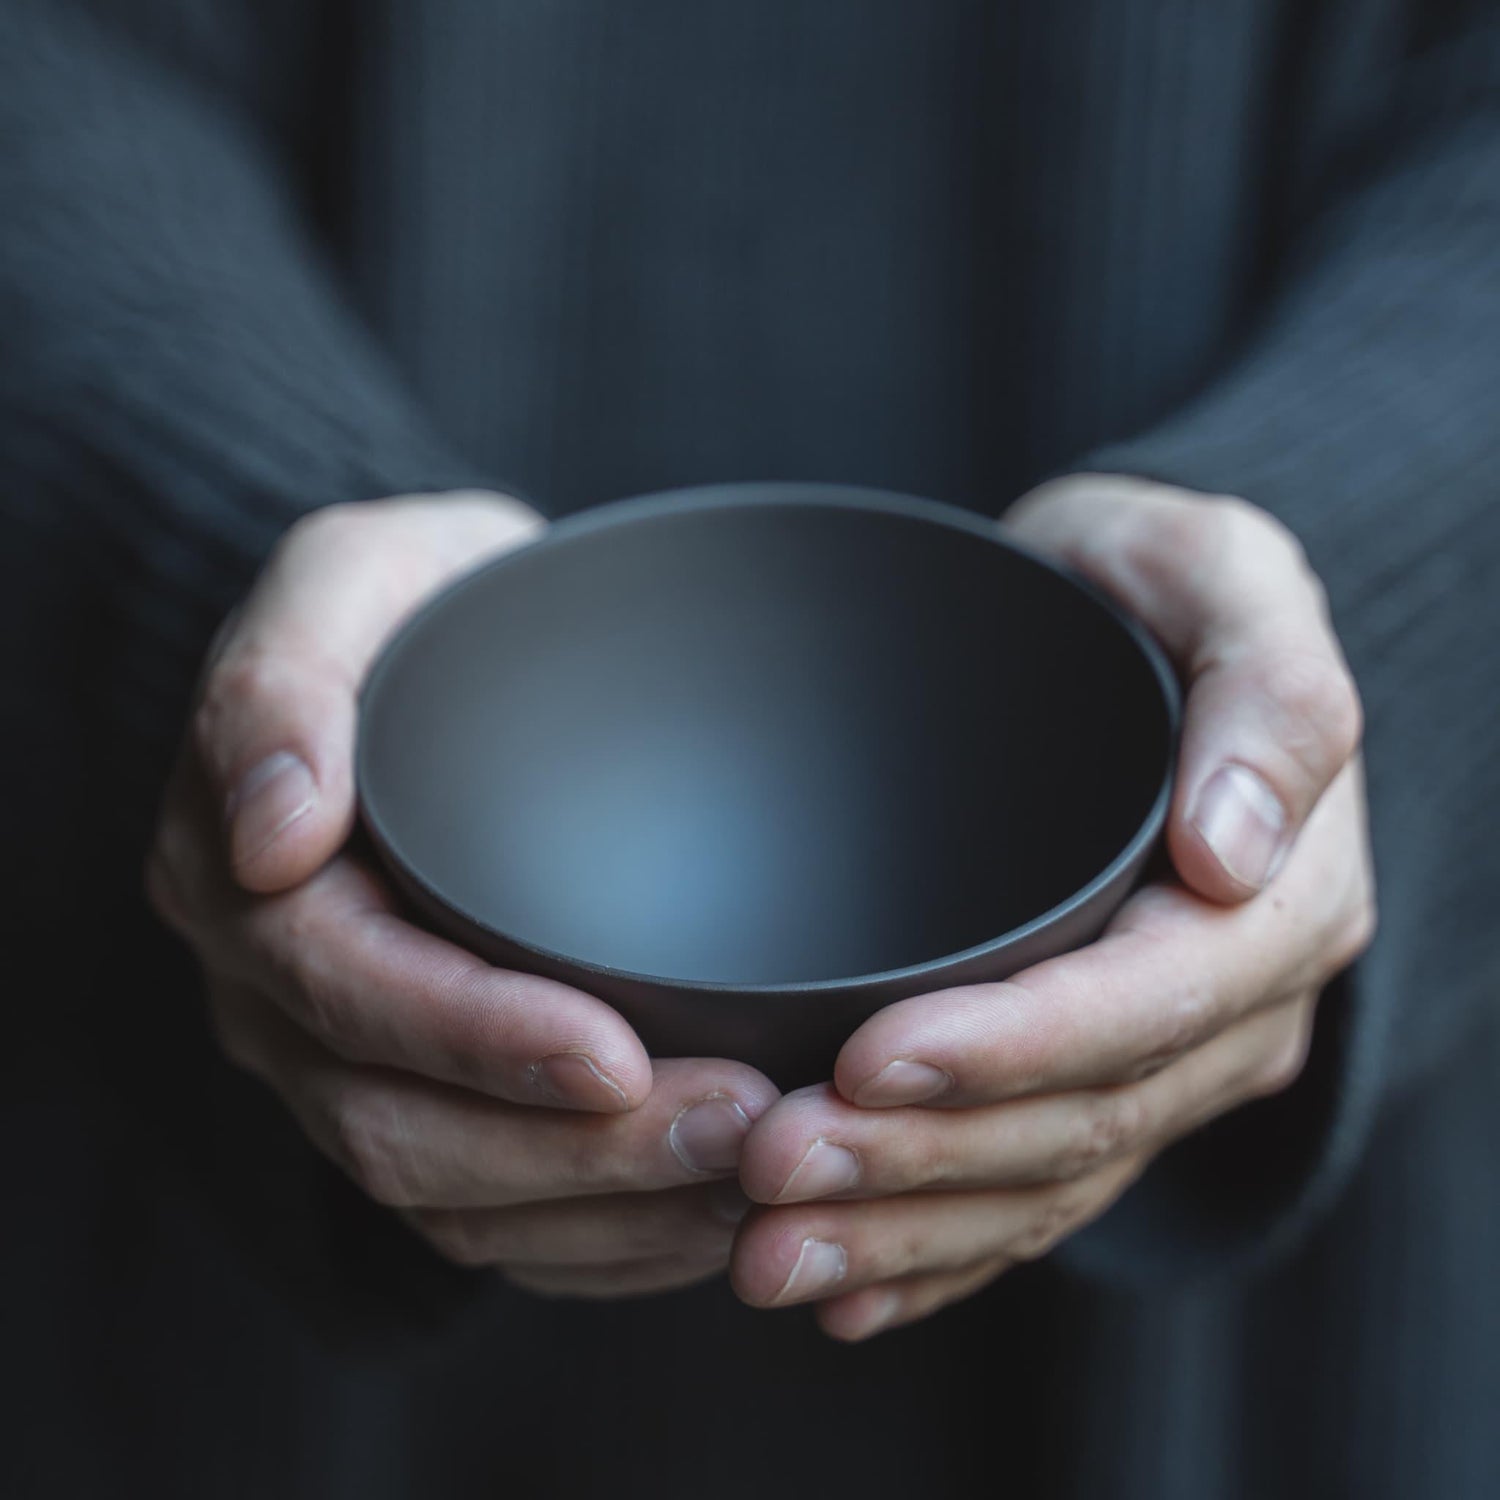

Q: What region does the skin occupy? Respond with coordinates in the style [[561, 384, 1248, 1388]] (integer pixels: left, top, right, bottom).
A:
[[146, 475, 1376, 1338]]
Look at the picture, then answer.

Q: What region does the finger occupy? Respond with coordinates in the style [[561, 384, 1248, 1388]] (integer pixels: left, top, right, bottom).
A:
[[815, 1257, 1011, 1342], [745, 998, 1313, 1204], [174, 739, 664, 1114], [1007, 475, 1362, 900], [503, 1252, 727, 1300], [731, 1155, 1140, 1309], [837, 775, 1365, 1108], [221, 856, 655, 1108], [194, 493, 541, 892], [405, 1182, 750, 1268], [212, 1000, 779, 1209]]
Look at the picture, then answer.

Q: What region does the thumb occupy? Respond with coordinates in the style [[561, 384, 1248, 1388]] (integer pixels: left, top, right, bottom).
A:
[[193, 492, 542, 893], [1007, 474, 1362, 903]]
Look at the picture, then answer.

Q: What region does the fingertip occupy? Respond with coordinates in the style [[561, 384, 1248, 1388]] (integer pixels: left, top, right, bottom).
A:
[[726, 1211, 807, 1308], [422, 957, 658, 1111], [652, 1057, 784, 1145], [725, 1223, 763, 1306], [1166, 819, 1258, 905], [231, 816, 347, 894], [615, 1070, 655, 1114], [228, 750, 352, 893], [832, 1002, 955, 1108], [733, 1085, 839, 1204], [603, 1046, 656, 1112], [831, 1011, 900, 1105], [536, 1019, 656, 1113], [845, 1058, 954, 1110], [1173, 763, 1290, 904], [529, 1049, 643, 1113], [816, 1289, 900, 1343], [722, 1060, 786, 1112]]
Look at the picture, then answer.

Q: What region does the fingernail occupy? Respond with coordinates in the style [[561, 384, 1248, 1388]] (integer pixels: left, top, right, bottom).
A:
[[529, 1052, 629, 1111], [775, 1238, 847, 1304], [669, 1094, 752, 1174], [1190, 764, 1288, 890], [853, 1059, 952, 1108], [776, 1139, 861, 1203], [227, 751, 317, 868], [709, 1181, 754, 1225]]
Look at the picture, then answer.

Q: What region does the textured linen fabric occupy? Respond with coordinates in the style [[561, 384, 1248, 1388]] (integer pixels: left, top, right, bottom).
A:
[[2, 1, 1498, 1496]]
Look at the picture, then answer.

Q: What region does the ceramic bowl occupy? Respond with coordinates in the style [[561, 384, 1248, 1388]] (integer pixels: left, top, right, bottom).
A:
[[357, 483, 1180, 1086]]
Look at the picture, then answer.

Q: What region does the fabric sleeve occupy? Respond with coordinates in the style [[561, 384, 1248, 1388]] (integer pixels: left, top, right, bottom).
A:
[[0, 0, 497, 1339], [1056, 3, 1500, 1287], [0, 0, 497, 819]]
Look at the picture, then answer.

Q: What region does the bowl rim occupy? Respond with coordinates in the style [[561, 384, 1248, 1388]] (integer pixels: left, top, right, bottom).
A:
[[356, 481, 1183, 996]]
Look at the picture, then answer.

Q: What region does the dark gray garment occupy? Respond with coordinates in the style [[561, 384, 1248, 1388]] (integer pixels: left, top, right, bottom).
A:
[[2, 1, 1498, 1496]]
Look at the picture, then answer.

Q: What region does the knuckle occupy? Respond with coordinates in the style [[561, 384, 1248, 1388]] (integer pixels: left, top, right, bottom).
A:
[[205, 651, 285, 717], [1254, 650, 1363, 779], [1009, 1189, 1084, 1262], [1298, 559, 1334, 620], [1117, 498, 1221, 584], [1329, 891, 1379, 972], [264, 902, 359, 1049], [906, 1132, 963, 1190], [1127, 980, 1216, 1079], [1054, 491, 1215, 600], [886, 1221, 932, 1274], [1222, 496, 1307, 568], [1121, 1049, 1177, 1084], [324, 1085, 426, 1208], [1113, 883, 1195, 935], [562, 1130, 644, 1197], [278, 504, 394, 590], [1115, 495, 1292, 601], [192, 651, 290, 762], [936, 1128, 978, 1188], [1254, 1042, 1307, 1099], [1056, 1089, 1149, 1178], [281, 501, 364, 553], [1251, 1015, 1315, 1099], [286, 949, 352, 1050], [410, 1210, 493, 1268]]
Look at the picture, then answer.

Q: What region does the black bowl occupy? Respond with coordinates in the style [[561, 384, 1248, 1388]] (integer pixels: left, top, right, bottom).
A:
[[357, 484, 1179, 1087]]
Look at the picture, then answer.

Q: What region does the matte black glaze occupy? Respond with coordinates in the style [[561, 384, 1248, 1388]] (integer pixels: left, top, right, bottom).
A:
[[357, 484, 1180, 1086]]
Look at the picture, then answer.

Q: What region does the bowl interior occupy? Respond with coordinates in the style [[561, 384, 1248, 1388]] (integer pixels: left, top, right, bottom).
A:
[[358, 490, 1175, 988]]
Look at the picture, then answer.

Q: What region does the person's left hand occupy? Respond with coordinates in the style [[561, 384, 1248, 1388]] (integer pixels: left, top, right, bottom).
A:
[[730, 474, 1377, 1340]]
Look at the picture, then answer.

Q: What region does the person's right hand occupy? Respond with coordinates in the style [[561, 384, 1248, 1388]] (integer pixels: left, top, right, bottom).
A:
[[146, 494, 778, 1297]]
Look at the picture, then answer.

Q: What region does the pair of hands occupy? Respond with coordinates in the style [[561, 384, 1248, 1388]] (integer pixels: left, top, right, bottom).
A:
[[147, 476, 1374, 1341]]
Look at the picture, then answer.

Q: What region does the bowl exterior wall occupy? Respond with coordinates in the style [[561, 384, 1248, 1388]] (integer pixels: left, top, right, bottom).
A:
[[358, 484, 1180, 1088], [372, 825, 1154, 1089]]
